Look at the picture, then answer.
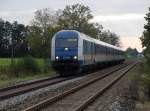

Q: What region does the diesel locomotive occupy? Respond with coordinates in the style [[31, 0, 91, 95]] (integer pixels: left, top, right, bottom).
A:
[[51, 30, 125, 76]]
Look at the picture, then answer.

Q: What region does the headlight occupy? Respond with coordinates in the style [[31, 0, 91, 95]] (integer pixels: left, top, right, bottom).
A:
[[65, 47, 68, 51], [73, 56, 77, 59], [56, 56, 59, 59]]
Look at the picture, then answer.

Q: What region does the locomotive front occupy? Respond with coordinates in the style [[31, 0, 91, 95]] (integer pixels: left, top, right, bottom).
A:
[[51, 30, 80, 76]]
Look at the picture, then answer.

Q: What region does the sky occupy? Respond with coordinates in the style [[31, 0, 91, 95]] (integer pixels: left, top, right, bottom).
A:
[[0, 0, 150, 52]]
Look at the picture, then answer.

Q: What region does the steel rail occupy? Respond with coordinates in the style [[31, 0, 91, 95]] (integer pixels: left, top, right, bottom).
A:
[[0, 75, 59, 92], [23, 63, 130, 111], [0, 76, 73, 100], [73, 62, 137, 111]]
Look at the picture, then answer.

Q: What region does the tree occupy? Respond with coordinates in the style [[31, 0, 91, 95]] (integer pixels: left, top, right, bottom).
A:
[[58, 3, 103, 38], [27, 26, 44, 57], [11, 21, 28, 57], [100, 30, 120, 46], [126, 47, 138, 57], [28, 8, 60, 57], [58, 4, 93, 30], [140, 7, 150, 64], [0, 19, 5, 56], [0, 20, 12, 57], [31, 8, 59, 29], [0, 19, 28, 57], [58, 3, 120, 45]]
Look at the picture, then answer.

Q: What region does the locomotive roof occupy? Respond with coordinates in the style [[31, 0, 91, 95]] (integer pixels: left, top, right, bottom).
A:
[[56, 30, 123, 51], [55, 30, 79, 38]]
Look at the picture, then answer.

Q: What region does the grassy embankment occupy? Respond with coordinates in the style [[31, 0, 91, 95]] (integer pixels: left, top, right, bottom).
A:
[[135, 60, 150, 111], [119, 56, 150, 111], [0, 58, 55, 87], [128, 59, 150, 111]]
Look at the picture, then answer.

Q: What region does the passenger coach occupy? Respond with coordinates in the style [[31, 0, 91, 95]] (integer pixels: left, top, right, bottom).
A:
[[51, 30, 125, 76]]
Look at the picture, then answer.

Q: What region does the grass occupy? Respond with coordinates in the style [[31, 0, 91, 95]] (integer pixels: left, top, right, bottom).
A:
[[125, 54, 144, 61], [0, 58, 55, 87], [0, 58, 13, 67], [132, 61, 150, 111], [135, 102, 150, 111], [119, 61, 150, 111], [0, 58, 51, 72], [0, 58, 48, 67], [0, 71, 54, 87]]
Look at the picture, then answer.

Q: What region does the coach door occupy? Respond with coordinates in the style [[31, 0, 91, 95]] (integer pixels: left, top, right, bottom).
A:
[[91, 43, 95, 64]]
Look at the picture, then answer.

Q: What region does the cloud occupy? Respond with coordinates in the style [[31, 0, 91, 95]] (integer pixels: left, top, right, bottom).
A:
[[0, 10, 36, 17], [91, 13, 144, 22], [90, 13, 145, 51], [90, 13, 145, 37], [0, 10, 35, 24]]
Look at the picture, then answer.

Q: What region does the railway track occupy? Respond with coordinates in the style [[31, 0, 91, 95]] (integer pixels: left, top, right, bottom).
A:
[[0, 75, 74, 100], [0, 62, 128, 101], [23, 62, 136, 111]]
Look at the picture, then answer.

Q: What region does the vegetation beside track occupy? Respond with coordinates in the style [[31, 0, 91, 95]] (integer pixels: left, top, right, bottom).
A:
[[135, 7, 150, 110], [115, 61, 150, 111], [0, 57, 55, 87], [129, 62, 150, 111]]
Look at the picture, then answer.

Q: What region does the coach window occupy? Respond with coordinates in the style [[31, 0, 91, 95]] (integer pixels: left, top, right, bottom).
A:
[[83, 40, 87, 54], [106, 47, 108, 55], [96, 44, 99, 54], [55, 38, 78, 47], [107, 48, 109, 55], [83, 40, 91, 54]]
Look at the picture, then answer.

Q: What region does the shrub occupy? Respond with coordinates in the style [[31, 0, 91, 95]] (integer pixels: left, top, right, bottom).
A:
[[35, 58, 51, 73], [142, 75, 150, 98], [141, 62, 150, 99], [21, 56, 39, 73], [0, 57, 52, 78], [43, 59, 51, 73], [10, 56, 39, 76]]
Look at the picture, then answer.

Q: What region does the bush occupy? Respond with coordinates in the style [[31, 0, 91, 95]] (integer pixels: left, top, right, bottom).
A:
[[43, 59, 51, 73], [10, 56, 39, 75], [0, 57, 52, 78], [21, 56, 39, 72], [141, 62, 150, 99], [142, 75, 150, 99]]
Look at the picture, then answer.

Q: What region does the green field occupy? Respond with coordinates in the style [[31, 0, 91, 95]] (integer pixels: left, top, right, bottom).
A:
[[0, 58, 13, 67], [0, 58, 41, 65], [0, 58, 54, 87], [0, 58, 51, 68]]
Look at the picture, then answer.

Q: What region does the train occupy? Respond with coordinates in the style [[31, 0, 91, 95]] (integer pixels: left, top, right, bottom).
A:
[[51, 30, 125, 76]]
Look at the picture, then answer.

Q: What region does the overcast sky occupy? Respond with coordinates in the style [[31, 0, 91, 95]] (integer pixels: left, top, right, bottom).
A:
[[0, 0, 150, 52]]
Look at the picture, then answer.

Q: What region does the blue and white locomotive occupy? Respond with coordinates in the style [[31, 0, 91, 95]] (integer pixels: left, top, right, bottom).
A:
[[51, 30, 125, 76]]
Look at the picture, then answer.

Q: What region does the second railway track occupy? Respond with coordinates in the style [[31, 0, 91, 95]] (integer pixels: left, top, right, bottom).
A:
[[0, 75, 74, 100], [23, 62, 136, 111], [0, 62, 128, 101]]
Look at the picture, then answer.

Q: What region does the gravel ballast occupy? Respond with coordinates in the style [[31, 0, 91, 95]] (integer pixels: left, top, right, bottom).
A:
[[85, 63, 139, 111], [0, 63, 129, 111]]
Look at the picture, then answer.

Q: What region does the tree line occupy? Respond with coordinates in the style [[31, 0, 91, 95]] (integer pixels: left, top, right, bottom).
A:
[[140, 7, 150, 99], [126, 47, 139, 57], [0, 4, 120, 58], [140, 7, 150, 65], [0, 20, 28, 57]]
